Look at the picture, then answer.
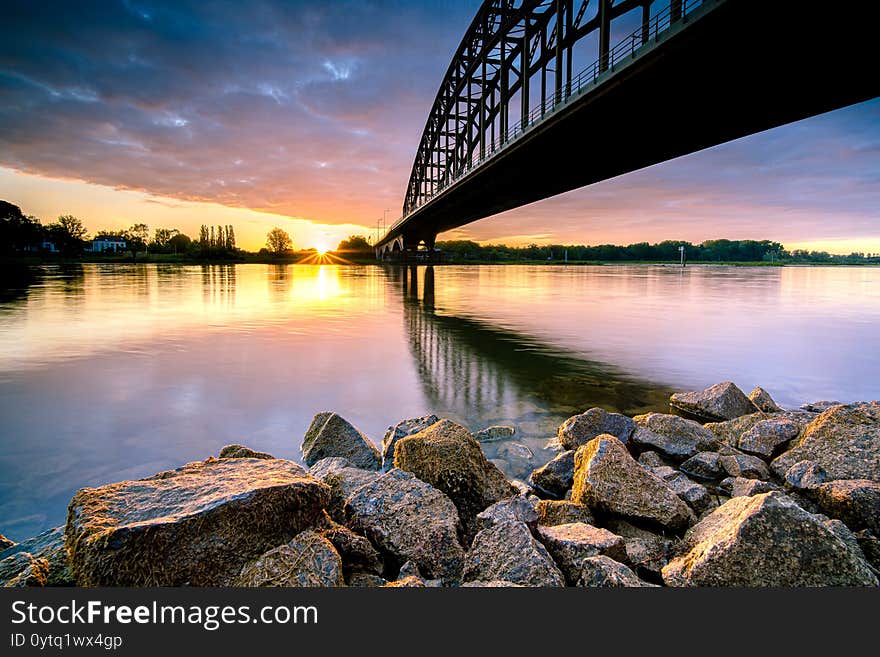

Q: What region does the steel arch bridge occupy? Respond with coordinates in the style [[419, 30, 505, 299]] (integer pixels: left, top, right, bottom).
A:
[[375, 0, 880, 258]]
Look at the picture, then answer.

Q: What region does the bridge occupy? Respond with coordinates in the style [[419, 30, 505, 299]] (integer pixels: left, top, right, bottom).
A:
[[375, 0, 880, 258]]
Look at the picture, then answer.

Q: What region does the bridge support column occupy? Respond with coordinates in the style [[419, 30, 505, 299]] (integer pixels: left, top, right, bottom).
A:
[[599, 0, 611, 72]]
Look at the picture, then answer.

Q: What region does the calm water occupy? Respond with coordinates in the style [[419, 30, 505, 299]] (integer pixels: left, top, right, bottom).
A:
[[1, 263, 878, 539]]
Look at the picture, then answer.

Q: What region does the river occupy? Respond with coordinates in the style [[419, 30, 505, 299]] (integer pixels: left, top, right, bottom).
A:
[[1, 263, 878, 539]]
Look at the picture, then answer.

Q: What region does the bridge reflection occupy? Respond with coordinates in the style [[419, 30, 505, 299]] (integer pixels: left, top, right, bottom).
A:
[[386, 265, 673, 476]]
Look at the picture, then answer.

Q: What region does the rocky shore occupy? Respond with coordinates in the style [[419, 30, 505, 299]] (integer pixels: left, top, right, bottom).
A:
[[2, 381, 878, 587]]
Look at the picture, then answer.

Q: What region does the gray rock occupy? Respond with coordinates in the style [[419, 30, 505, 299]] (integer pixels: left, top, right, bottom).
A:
[[771, 402, 880, 482], [719, 476, 779, 497], [234, 531, 344, 587], [463, 521, 564, 587], [680, 452, 724, 480], [528, 450, 575, 498], [557, 408, 636, 450], [855, 530, 880, 571], [571, 435, 695, 530], [813, 479, 880, 534], [650, 466, 714, 514], [604, 519, 676, 580], [637, 451, 666, 468], [670, 381, 757, 421], [320, 524, 383, 577], [536, 523, 627, 584], [302, 412, 381, 470], [219, 444, 274, 459], [476, 496, 539, 532], [0, 526, 72, 586], [474, 425, 516, 442], [535, 500, 595, 527], [783, 460, 828, 491], [738, 418, 800, 457], [343, 468, 464, 582], [346, 573, 387, 587], [309, 457, 379, 523], [631, 413, 718, 461], [577, 555, 653, 587], [801, 401, 841, 413], [662, 492, 878, 586], [397, 560, 422, 579], [821, 518, 866, 559], [66, 458, 330, 586], [720, 452, 771, 480], [382, 414, 440, 466], [749, 387, 782, 413], [0, 552, 48, 587], [394, 419, 517, 542], [707, 410, 816, 446]]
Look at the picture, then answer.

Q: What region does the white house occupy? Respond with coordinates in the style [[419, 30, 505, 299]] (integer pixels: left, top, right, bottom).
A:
[[89, 235, 127, 253]]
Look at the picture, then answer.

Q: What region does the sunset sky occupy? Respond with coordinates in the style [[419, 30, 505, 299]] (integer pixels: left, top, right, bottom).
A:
[[1, 0, 878, 253]]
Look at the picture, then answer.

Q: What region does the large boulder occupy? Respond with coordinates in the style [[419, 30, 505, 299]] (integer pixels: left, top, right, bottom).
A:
[[394, 419, 516, 541], [813, 480, 880, 535], [463, 521, 564, 587], [749, 387, 782, 413], [0, 552, 49, 587], [302, 412, 381, 470], [219, 444, 273, 459], [771, 402, 880, 482], [476, 496, 538, 532], [571, 435, 695, 530], [343, 468, 464, 581], [670, 381, 757, 421], [308, 457, 379, 523], [234, 531, 343, 587], [577, 555, 653, 587], [382, 414, 440, 467], [737, 418, 800, 458], [0, 526, 72, 586], [557, 408, 636, 450], [66, 458, 330, 586], [536, 523, 627, 584], [631, 413, 718, 461], [662, 492, 878, 586], [535, 500, 595, 527], [528, 450, 575, 498]]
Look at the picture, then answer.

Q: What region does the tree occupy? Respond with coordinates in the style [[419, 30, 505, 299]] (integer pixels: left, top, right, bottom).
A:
[[46, 214, 88, 256], [0, 201, 43, 253], [167, 232, 192, 254], [150, 227, 179, 252], [124, 223, 149, 262], [336, 235, 371, 252], [266, 227, 293, 255]]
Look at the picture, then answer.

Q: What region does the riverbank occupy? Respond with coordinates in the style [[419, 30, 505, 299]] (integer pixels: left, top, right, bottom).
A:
[[2, 380, 877, 587]]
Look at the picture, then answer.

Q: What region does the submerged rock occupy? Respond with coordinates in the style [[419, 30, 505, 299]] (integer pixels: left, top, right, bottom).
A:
[[737, 418, 800, 457], [66, 458, 330, 586], [528, 450, 575, 498], [557, 408, 636, 450], [474, 425, 516, 442], [302, 412, 381, 470], [463, 521, 564, 587], [577, 556, 652, 587], [748, 387, 782, 413], [309, 457, 379, 523], [394, 419, 516, 541], [670, 381, 757, 421], [343, 468, 464, 582], [536, 523, 627, 584], [662, 492, 878, 586], [476, 496, 539, 532], [535, 500, 595, 527], [771, 402, 880, 482], [0, 552, 49, 587], [219, 444, 274, 459], [571, 435, 695, 530], [631, 413, 718, 461], [234, 531, 343, 587], [0, 526, 72, 586], [382, 414, 440, 466], [813, 479, 880, 535]]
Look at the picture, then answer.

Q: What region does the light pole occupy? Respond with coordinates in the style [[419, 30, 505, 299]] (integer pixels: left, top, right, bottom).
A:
[[679, 245, 686, 267]]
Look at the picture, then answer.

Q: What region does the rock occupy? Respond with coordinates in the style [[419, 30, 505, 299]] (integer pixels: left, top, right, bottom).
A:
[[343, 468, 464, 581], [680, 452, 723, 480], [497, 442, 534, 467], [604, 519, 676, 580], [308, 457, 379, 523], [219, 444, 273, 459], [670, 381, 758, 420], [0, 534, 15, 551], [719, 452, 771, 480], [535, 500, 595, 527], [571, 435, 695, 530], [650, 466, 713, 514], [536, 523, 627, 584], [637, 451, 666, 468], [66, 458, 330, 586], [0, 526, 72, 586], [234, 531, 343, 587], [320, 524, 383, 577], [813, 480, 880, 534], [801, 401, 841, 413], [394, 419, 516, 541], [382, 414, 440, 466], [384, 576, 425, 587], [302, 412, 381, 470], [347, 573, 386, 587], [474, 425, 516, 442], [719, 477, 779, 497], [821, 518, 865, 558], [749, 387, 782, 413], [461, 580, 523, 587], [463, 521, 564, 587], [0, 552, 49, 587], [737, 418, 800, 457], [783, 460, 828, 491], [771, 402, 880, 482], [528, 450, 575, 498], [631, 413, 718, 461], [476, 496, 538, 532], [557, 408, 636, 450], [662, 492, 878, 586], [855, 530, 880, 571], [707, 410, 815, 446], [577, 555, 652, 587]]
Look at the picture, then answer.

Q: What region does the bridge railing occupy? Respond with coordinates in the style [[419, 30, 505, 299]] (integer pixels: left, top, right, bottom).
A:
[[382, 0, 709, 244]]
